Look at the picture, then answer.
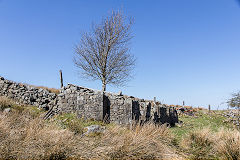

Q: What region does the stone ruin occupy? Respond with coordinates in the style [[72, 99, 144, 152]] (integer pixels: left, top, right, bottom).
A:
[[0, 76, 178, 126]]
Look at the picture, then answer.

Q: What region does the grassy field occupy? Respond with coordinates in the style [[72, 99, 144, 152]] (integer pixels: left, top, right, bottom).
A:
[[0, 96, 182, 159], [1, 96, 240, 159], [170, 110, 234, 141], [169, 110, 239, 159]]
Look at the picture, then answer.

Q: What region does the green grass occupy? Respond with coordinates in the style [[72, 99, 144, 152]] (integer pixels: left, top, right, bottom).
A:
[[12, 105, 45, 116], [170, 110, 233, 141], [0, 96, 45, 117], [50, 113, 110, 135]]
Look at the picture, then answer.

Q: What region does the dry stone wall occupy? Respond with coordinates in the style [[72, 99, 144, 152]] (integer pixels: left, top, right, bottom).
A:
[[0, 76, 57, 110], [0, 76, 178, 125], [56, 84, 178, 125], [104, 92, 133, 124], [57, 84, 104, 121]]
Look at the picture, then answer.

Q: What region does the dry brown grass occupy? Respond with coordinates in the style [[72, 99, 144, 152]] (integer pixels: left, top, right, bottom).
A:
[[20, 83, 60, 94], [180, 127, 216, 159], [82, 123, 182, 159], [180, 127, 240, 160], [33, 85, 60, 94], [0, 96, 16, 111], [0, 111, 76, 159], [192, 107, 205, 112], [0, 108, 183, 160], [2, 97, 240, 159], [215, 128, 240, 160]]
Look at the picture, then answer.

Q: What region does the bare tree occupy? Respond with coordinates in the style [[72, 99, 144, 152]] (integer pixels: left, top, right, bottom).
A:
[[74, 10, 135, 91], [228, 92, 240, 109], [228, 92, 240, 129]]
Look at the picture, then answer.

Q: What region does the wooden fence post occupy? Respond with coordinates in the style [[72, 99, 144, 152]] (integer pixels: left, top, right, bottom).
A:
[[59, 70, 63, 88]]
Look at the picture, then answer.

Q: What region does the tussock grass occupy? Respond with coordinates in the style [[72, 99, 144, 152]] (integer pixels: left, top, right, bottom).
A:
[[0, 111, 76, 159], [4, 97, 240, 159], [90, 123, 181, 159], [50, 115, 183, 159], [172, 109, 240, 159], [0, 96, 15, 111], [180, 128, 216, 159], [0, 103, 182, 159], [180, 127, 240, 160], [215, 128, 240, 160]]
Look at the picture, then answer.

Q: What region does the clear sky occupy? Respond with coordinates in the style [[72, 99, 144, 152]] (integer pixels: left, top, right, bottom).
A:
[[1, 0, 240, 109]]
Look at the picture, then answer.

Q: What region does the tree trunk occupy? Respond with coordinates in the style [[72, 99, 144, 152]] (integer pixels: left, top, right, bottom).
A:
[[102, 83, 106, 92]]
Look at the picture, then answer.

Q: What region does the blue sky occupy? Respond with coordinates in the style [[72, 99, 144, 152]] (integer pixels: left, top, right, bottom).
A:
[[0, 0, 240, 109]]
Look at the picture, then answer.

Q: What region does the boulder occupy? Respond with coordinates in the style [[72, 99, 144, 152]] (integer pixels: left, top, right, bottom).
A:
[[84, 125, 105, 135], [3, 108, 11, 113]]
